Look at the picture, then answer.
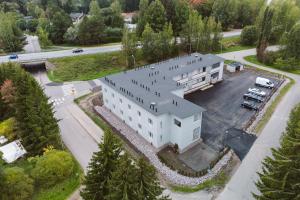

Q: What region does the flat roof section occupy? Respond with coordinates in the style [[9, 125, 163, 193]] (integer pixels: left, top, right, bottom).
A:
[[100, 53, 224, 118]]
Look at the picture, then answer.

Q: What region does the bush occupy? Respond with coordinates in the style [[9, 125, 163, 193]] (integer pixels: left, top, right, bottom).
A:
[[2, 167, 34, 200], [240, 25, 258, 46], [275, 57, 299, 71], [0, 118, 16, 140], [31, 150, 74, 187], [264, 51, 280, 65]]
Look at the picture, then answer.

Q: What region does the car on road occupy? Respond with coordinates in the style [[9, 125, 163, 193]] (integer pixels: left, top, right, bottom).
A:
[[248, 88, 266, 97], [243, 93, 264, 103], [9, 54, 18, 59], [72, 48, 83, 53], [255, 77, 274, 88], [241, 101, 259, 111]]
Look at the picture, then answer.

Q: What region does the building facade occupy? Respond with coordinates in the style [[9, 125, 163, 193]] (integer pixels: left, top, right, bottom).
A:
[[100, 53, 224, 152]]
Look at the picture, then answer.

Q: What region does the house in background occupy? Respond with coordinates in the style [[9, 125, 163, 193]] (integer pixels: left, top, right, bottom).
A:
[[70, 12, 85, 24], [100, 53, 224, 153], [0, 140, 27, 163], [121, 12, 137, 31]]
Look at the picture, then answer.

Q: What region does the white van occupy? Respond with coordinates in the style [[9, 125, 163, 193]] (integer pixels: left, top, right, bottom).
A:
[[255, 77, 274, 88]]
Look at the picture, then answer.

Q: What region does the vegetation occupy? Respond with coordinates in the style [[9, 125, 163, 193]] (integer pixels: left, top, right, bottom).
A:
[[47, 51, 148, 82], [81, 130, 169, 200], [240, 25, 258, 46], [171, 172, 228, 193], [254, 104, 300, 199]]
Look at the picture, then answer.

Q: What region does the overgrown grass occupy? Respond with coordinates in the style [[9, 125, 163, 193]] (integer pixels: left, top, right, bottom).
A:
[[32, 159, 83, 200], [47, 50, 147, 82], [254, 77, 295, 133], [244, 55, 300, 75], [170, 172, 228, 193], [214, 36, 254, 54]]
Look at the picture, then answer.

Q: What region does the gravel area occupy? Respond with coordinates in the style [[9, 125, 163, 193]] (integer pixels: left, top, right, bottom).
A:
[[94, 105, 232, 186]]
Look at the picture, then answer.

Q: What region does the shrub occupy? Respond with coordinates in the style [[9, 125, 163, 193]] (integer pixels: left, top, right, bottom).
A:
[[275, 57, 299, 71], [240, 25, 258, 46], [2, 167, 34, 200], [264, 51, 279, 65], [31, 150, 74, 187], [0, 118, 16, 140]]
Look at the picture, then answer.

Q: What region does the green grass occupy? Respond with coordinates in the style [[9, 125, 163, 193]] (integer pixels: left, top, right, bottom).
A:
[[32, 159, 83, 200], [244, 55, 300, 75], [47, 50, 147, 82], [171, 172, 228, 193], [213, 36, 254, 54]]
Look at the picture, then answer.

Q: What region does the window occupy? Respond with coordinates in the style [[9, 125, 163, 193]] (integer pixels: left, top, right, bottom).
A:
[[128, 104, 131, 109], [202, 77, 205, 82], [137, 111, 141, 116], [149, 131, 153, 138], [203, 67, 206, 72], [148, 118, 153, 124], [193, 127, 200, 140], [138, 124, 142, 129], [120, 110, 123, 115], [119, 98, 122, 103], [194, 113, 201, 121], [174, 119, 181, 127], [129, 116, 132, 121], [212, 62, 220, 69]]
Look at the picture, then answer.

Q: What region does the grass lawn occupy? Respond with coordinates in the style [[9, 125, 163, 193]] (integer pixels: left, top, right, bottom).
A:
[[171, 172, 228, 193], [47, 51, 147, 82], [244, 55, 300, 75], [214, 36, 254, 54]]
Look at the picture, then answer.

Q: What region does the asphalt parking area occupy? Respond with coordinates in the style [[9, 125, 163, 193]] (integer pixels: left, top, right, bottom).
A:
[[185, 69, 280, 151]]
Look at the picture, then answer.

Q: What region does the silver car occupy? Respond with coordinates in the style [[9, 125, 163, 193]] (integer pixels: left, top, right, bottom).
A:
[[248, 88, 266, 97]]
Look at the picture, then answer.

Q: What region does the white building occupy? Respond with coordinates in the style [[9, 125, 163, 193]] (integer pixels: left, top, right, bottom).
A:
[[0, 140, 27, 163], [226, 61, 244, 73], [100, 53, 224, 153]]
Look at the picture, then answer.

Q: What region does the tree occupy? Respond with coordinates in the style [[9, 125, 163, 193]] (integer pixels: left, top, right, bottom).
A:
[[283, 23, 300, 60], [195, 0, 215, 18], [256, 6, 273, 63], [37, 27, 52, 48], [122, 27, 138, 68], [254, 105, 300, 199], [158, 23, 174, 59], [212, 0, 238, 30], [241, 25, 258, 46], [141, 23, 157, 62], [0, 79, 16, 109], [31, 149, 74, 187], [106, 153, 138, 200], [80, 130, 123, 200], [145, 0, 167, 32], [0, 118, 16, 140], [49, 10, 72, 44], [0, 12, 26, 52], [110, 1, 124, 28], [89, 0, 102, 16], [136, 158, 170, 200], [172, 0, 190, 36], [136, 0, 149, 36], [1, 167, 34, 200]]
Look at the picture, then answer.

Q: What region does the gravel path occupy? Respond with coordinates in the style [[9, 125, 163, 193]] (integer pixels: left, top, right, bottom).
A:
[[95, 106, 232, 185]]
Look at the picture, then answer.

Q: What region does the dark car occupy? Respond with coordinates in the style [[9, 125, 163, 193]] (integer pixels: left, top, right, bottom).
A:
[[9, 54, 18, 59], [243, 93, 264, 103], [241, 101, 259, 111], [72, 48, 83, 53]]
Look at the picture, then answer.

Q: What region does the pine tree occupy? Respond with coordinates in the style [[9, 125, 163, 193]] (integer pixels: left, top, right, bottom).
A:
[[254, 105, 300, 199], [106, 153, 139, 200], [81, 130, 123, 200], [141, 23, 156, 62], [136, 158, 170, 200], [136, 0, 149, 36]]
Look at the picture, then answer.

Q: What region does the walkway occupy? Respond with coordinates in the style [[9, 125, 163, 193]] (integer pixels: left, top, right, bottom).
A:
[[216, 49, 300, 200], [95, 106, 232, 185]]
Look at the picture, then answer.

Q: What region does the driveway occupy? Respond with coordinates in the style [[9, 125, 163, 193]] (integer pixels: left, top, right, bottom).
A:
[[24, 35, 41, 53]]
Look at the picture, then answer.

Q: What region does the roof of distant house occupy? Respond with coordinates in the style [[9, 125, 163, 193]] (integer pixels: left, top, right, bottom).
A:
[[70, 12, 84, 21], [189, 0, 206, 6], [0, 140, 27, 163], [100, 53, 224, 118]]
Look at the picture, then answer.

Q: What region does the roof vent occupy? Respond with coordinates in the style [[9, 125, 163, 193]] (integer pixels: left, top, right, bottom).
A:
[[150, 66, 155, 70]]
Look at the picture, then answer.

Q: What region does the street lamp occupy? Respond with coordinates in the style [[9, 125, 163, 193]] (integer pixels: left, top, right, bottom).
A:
[[131, 54, 136, 68]]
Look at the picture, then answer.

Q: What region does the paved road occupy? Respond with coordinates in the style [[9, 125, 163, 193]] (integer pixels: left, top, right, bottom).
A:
[[24, 35, 41, 53], [0, 29, 241, 64], [216, 49, 300, 200]]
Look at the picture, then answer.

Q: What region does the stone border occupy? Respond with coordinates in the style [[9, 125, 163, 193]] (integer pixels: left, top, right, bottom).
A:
[[94, 106, 233, 186]]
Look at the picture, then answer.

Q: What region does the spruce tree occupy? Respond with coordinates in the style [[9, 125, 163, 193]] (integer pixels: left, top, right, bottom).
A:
[[106, 153, 139, 200], [81, 130, 123, 200], [136, 158, 170, 200], [254, 105, 300, 199]]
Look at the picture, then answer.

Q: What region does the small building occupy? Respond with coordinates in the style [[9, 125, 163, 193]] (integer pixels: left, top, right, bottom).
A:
[[0, 140, 27, 163], [70, 12, 85, 24], [226, 62, 244, 73], [121, 12, 137, 31], [0, 136, 8, 145], [100, 53, 224, 153]]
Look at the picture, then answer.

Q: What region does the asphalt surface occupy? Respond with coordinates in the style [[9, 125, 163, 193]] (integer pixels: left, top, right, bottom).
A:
[[24, 35, 41, 53], [0, 29, 241, 63]]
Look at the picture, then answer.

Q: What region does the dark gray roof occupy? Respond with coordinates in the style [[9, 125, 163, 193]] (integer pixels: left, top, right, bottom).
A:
[[100, 53, 224, 118]]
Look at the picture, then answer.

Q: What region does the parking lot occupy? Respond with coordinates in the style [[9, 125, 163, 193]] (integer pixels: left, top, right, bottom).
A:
[[185, 69, 280, 151]]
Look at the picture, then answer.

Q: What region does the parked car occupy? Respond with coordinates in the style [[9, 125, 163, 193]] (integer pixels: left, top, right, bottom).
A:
[[248, 88, 266, 97], [255, 77, 274, 88], [72, 48, 83, 53], [243, 93, 264, 103], [241, 101, 259, 111], [9, 54, 18, 59]]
